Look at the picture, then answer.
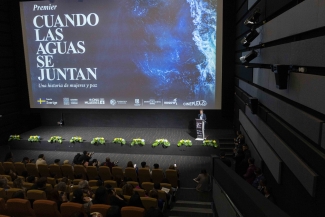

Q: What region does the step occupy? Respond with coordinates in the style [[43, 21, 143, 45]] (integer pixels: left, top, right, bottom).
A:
[[170, 207, 213, 214], [176, 200, 211, 206]]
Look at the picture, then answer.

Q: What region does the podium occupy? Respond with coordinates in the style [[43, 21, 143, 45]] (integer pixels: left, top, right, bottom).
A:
[[195, 119, 205, 140]]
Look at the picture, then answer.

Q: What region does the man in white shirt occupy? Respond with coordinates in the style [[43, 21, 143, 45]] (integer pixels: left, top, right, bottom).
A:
[[36, 154, 47, 168]]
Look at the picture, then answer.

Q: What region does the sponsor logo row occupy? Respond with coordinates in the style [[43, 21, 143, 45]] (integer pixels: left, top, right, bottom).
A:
[[36, 98, 207, 107]]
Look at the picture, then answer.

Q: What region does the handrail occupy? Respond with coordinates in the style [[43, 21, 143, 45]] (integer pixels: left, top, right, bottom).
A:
[[213, 177, 244, 217]]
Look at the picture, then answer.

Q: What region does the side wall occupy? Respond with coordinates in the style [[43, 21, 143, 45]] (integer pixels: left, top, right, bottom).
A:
[[234, 0, 325, 216]]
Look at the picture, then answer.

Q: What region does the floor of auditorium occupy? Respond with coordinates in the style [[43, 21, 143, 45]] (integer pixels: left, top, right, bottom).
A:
[[0, 146, 215, 217]]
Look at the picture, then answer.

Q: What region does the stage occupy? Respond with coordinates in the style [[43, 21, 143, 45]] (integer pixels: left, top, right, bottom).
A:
[[9, 126, 233, 156]]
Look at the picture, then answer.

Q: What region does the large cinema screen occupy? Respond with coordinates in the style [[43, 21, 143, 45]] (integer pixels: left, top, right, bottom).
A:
[[20, 0, 223, 109]]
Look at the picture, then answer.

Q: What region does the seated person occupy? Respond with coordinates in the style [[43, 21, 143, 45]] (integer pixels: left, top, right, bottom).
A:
[[252, 167, 264, 189], [78, 180, 93, 198], [71, 189, 92, 214], [100, 157, 116, 172], [193, 169, 210, 192]]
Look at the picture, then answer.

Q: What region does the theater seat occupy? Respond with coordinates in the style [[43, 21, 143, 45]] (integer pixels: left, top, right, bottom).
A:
[[14, 162, 27, 176], [7, 198, 36, 217], [98, 166, 112, 181], [127, 181, 139, 188], [60, 202, 87, 217], [104, 180, 117, 188], [60, 164, 74, 180], [121, 206, 145, 217], [27, 190, 47, 200], [6, 188, 23, 199], [138, 168, 151, 184], [38, 164, 50, 177], [133, 189, 146, 197], [49, 164, 63, 178], [112, 167, 124, 179], [26, 163, 39, 177], [90, 204, 111, 217], [124, 167, 137, 181], [142, 182, 154, 194], [73, 165, 87, 180], [33, 200, 62, 217], [0, 198, 8, 215], [86, 166, 98, 180], [152, 169, 164, 184], [88, 180, 98, 187], [0, 188, 5, 199], [3, 162, 15, 172], [165, 169, 178, 188], [140, 197, 157, 210]]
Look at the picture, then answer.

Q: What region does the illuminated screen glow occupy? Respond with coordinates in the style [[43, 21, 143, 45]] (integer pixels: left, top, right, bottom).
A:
[[20, 0, 222, 109]]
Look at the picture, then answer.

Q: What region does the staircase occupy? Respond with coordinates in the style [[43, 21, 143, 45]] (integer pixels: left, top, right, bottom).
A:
[[166, 189, 214, 217], [218, 138, 234, 156]]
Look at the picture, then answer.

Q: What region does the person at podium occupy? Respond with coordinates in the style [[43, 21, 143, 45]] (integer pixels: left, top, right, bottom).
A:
[[198, 109, 207, 122]]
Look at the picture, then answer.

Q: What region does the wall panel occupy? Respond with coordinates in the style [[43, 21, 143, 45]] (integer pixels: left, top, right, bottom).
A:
[[239, 79, 324, 145], [239, 109, 282, 183], [245, 106, 318, 197]]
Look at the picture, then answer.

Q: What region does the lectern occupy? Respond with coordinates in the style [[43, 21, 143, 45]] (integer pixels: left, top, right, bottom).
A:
[[195, 119, 205, 141]]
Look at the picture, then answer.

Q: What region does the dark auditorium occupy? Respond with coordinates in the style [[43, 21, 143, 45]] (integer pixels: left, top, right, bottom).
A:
[[1, 0, 325, 216]]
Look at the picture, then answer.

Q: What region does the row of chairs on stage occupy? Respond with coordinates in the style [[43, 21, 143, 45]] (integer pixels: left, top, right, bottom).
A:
[[0, 198, 148, 217], [0, 162, 179, 188]]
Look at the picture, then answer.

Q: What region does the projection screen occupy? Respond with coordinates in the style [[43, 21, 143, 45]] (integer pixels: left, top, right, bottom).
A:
[[20, 0, 223, 109]]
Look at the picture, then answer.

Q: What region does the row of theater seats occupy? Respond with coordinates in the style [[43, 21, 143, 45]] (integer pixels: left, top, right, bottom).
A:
[[0, 162, 179, 188], [0, 181, 171, 201], [0, 198, 148, 217]]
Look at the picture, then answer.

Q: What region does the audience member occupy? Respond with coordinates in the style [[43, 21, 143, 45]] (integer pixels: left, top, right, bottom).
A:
[[4, 169, 18, 181], [220, 152, 231, 167], [126, 161, 134, 168], [168, 164, 180, 178], [0, 177, 10, 190], [54, 159, 61, 165], [36, 154, 47, 169], [107, 188, 126, 208], [78, 180, 93, 198], [243, 158, 256, 184], [149, 189, 163, 209], [114, 175, 126, 188], [264, 186, 275, 203], [63, 160, 70, 165], [128, 192, 144, 208], [47, 189, 67, 211], [4, 152, 14, 162], [100, 157, 116, 172], [257, 178, 267, 195], [141, 162, 150, 170], [193, 169, 210, 192], [21, 171, 29, 181], [153, 163, 159, 169], [92, 186, 109, 204], [12, 190, 25, 199], [56, 181, 67, 192], [30, 177, 47, 191], [96, 180, 104, 187], [13, 177, 25, 190], [71, 188, 92, 214], [22, 157, 33, 165], [78, 151, 93, 164], [122, 183, 134, 196], [27, 175, 36, 184], [89, 159, 100, 167], [252, 167, 264, 189]]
